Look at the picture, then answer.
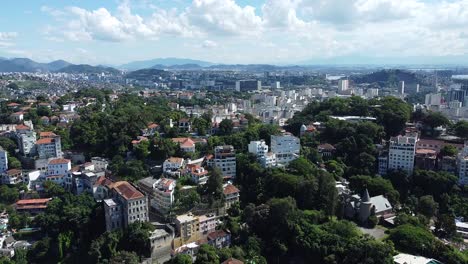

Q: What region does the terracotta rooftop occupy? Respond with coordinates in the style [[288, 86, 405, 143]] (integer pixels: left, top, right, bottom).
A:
[[6, 169, 22, 176], [49, 158, 71, 165], [147, 123, 159, 129], [223, 184, 240, 195], [222, 258, 244, 264], [40, 131, 57, 138], [207, 230, 228, 240], [36, 138, 54, 145], [94, 176, 113, 187], [318, 143, 336, 150], [15, 124, 30, 130], [166, 157, 184, 163], [7, 102, 20, 107], [16, 198, 51, 205], [112, 181, 145, 200]]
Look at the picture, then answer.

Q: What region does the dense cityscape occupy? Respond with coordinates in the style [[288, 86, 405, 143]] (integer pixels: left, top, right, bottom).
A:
[[3, 0, 468, 264]]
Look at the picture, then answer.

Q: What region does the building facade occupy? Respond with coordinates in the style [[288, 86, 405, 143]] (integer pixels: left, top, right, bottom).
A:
[[387, 135, 418, 175], [270, 133, 300, 165], [212, 145, 236, 178]]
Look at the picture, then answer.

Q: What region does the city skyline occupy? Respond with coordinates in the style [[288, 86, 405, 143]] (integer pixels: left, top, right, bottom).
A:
[[2, 0, 468, 65]]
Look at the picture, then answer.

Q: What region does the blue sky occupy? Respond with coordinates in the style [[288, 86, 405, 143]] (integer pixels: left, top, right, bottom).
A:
[[1, 0, 468, 65]]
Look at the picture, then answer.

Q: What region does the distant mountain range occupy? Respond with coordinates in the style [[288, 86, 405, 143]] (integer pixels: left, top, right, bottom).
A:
[[119, 57, 214, 70], [1, 56, 465, 74], [0, 58, 73, 72], [58, 64, 121, 75]]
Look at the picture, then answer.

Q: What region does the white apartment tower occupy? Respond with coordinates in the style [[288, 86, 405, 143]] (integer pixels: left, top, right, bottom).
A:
[[388, 135, 418, 175], [0, 147, 8, 172], [457, 143, 468, 185], [212, 145, 237, 179], [399, 81, 405, 94], [271, 133, 300, 165], [248, 140, 269, 156], [338, 79, 349, 92]]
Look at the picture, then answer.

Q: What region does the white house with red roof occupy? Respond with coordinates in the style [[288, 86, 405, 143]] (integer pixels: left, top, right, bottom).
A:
[[163, 157, 185, 177], [172, 138, 196, 153], [153, 178, 176, 213], [223, 184, 240, 210]]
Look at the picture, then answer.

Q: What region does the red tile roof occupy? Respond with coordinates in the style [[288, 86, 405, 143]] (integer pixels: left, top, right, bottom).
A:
[[222, 258, 243, 264], [207, 230, 228, 240], [16, 198, 51, 205], [6, 169, 22, 176], [15, 124, 30, 130], [94, 176, 113, 187], [7, 102, 20, 107], [147, 123, 159, 129], [40, 131, 57, 138], [223, 184, 239, 195], [36, 138, 54, 145], [49, 158, 71, 165], [112, 181, 144, 200]]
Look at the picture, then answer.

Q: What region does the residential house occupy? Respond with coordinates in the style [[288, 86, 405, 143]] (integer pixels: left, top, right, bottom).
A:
[[207, 230, 231, 249], [318, 143, 336, 158], [187, 164, 208, 185], [153, 178, 176, 213], [15, 198, 51, 215], [178, 118, 191, 132], [172, 138, 196, 153], [163, 157, 185, 177], [2, 169, 22, 185], [223, 184, 240, 210]]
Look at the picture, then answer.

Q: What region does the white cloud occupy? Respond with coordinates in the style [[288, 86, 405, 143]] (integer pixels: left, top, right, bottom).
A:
[[201, 40, 218, 48], [36, 0, 468, 62], [0, 32, 18, 41], [0, 32, 18, 49], [186, 0, 262, 36]]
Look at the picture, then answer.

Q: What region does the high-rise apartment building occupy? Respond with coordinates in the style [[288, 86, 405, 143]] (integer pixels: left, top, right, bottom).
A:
[[388, 135, 418, 175], [235, 80, 261, 92], [212, 145, 236, 178], [0, 147, 8, 172], [457, 143, 468, 185], [270, 133, 300, 165], [338, 79, 349, 92]]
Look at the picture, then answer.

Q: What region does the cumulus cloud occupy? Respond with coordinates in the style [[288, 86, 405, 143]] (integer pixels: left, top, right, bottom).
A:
[[186, 0, 262, 35], [0, 32, 18, 48], [38, 0, 468, 60], [202, 40, 218, 48]]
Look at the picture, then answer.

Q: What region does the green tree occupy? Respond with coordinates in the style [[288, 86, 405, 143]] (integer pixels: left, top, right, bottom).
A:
[[373, 97, 412, 137], [205, 168, 225, 204], [37, 105, 52, 117], [169, 254, 193, 264], [424, 111, 450, 130], [388, 224, 436, 256], [453, 120, 468, 139], [134, 140, 150, 160], [218, 119, 233, 136], [440, 145, 458, 157], [8, 156, 21, 169], [0, 137, 17, 155], [195, 244, 219, 264], [110, 251, 139, 264], [418, 195, 438, 218], [43, 181, 66, 197]]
